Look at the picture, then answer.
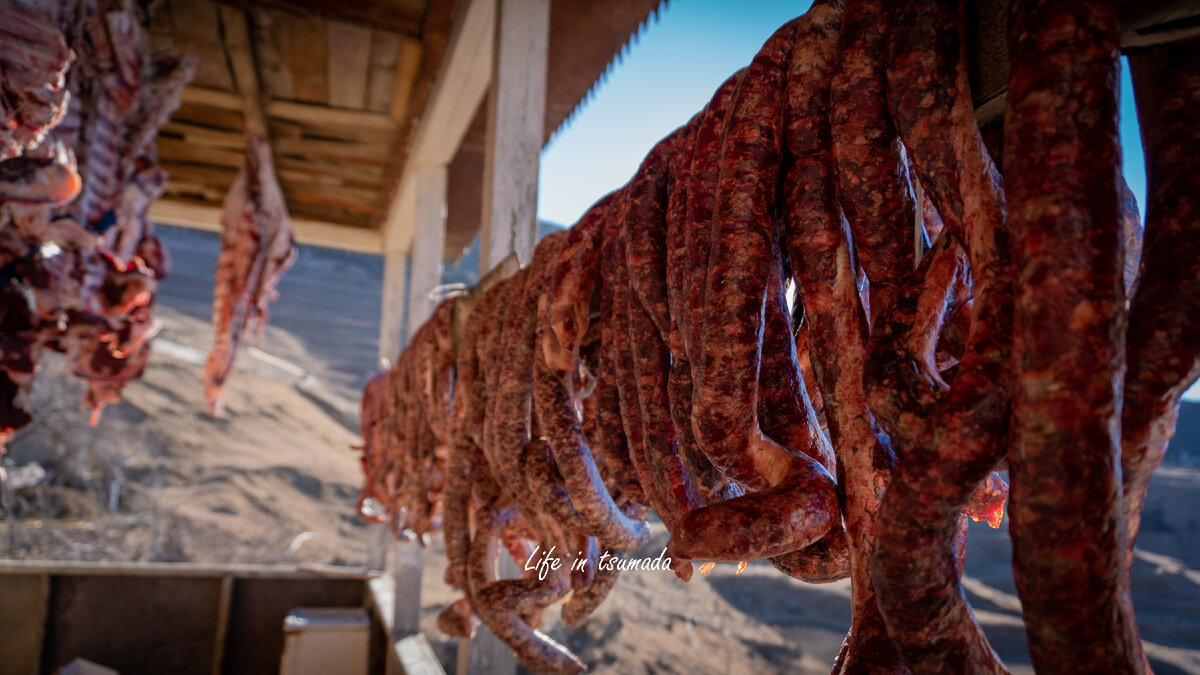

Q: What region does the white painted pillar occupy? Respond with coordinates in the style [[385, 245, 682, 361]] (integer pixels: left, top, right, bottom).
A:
[[479, 0, 549, 274], [378, 249, 409, 369], [407, 164, 449, 337], [466, 0, 548, 673]]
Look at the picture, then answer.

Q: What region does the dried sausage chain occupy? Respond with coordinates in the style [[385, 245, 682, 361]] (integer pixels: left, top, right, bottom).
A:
[[360, 1, 1198, 673]]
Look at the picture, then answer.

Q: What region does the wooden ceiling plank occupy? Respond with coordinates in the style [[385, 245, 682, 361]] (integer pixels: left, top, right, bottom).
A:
[[250, 8, 295, 100], [211, 0, 424, 37], [170, 104, 246, 132], [388, 37, 424, 123], [158, 137, 246, 168], [327, 21, 374, 109], [285, 12, 331, 103], [380, 0, 493, 253], [276, 155, 390, 184], [160, 162, 241, 185], [179, 86, 244, 111], [162, 122, 247, 150], [273, 136, 393, 163], [266, 100, 399, 133], [284, 187, 380, 215], [365, 31, 403, 113], [150, 200, 383, 254], [217, 5, 269, 136], [167, 0, 237, 91]]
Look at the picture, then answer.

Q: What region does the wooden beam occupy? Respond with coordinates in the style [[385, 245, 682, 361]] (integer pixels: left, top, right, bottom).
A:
[[379, 0, 494, 256], [179, 86, 244, 111], [149, 200, 383, 254], [212, 0, 424, 37], [217, 5, 267, 135], [266, 100, 400, 133], [378, 249, 408, 366], [407, 164, 448, 337], [366, 31, 403, 113], [273, 136, 393, 164], [388, 37, 425, 123], [480, 0, 548, 271]]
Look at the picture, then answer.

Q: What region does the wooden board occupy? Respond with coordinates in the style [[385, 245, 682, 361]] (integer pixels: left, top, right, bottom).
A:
[[0, 574, 49, 675], [365, 31, 403, 113], [221, 577, 364, 674], [283, 12, 331, 103], [166, 0, 236, 91], [41, 575, 223, 675], [170, 103, 246, 133], [389, 37, 424, 123], [328, 21, 375, 108], [251, 7, 296, 100]]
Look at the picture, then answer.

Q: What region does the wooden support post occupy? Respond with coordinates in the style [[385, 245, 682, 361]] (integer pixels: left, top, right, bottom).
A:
[[480, 0, 549, 273], [378, 249, 410, 369], [393, 539, 424, 638], [408, 164, 449, 337], [464, 1, 549, 673]]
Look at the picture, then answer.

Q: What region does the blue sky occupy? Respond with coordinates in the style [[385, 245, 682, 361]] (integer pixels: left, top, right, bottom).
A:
[[536, 1, 1193, 399]]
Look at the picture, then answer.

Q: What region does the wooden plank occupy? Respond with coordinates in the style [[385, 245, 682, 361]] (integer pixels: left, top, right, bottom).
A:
[[379, 0, 493, 254], [160, 162, 241, 186], [290, 201, 375, 228], [251, 7, 295, 100], [327, 20, 374, 108], [157, 137, 246, 168], [276, 155, 390, 185], [211, 576, 233, 675], [217, 5, 268, 135], [0, 559, 377, 578], [396, 634, 446, 675], [388, 37, 424, 123], [171, 103, 246, 132], [480, 0, 549, 272], [266, 99, 400, 134], [365, 31, 403, 113], [221, 577, 364, 674], [212, 0, 425, 36], [180, 86, 244, 110], [406, 0, 493, 167], [284, 12, 330, 103], [168, 0, 236, 91], [164, 180, 228, 202], [41, 575, 223, 674], [162, 121, 247, 149], [274, 136, 393, 164], [150, 199, 383, 253], [0, 573, 49, 675], [392, 540, 423, 637], [284, 184, 380, 214], [407, 163, 447, 337]]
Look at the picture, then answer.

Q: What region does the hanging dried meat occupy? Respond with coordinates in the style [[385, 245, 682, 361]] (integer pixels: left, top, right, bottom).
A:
[[356, 2, 1199, 673], [204, 133, 296, 417], [0, 0, 193, 445]]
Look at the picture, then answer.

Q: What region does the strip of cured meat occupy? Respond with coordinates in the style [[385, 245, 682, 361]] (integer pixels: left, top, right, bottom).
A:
[[781, 3, 903, 670], [683, 16, 837, 565], [871, 1, 1011, 672], [1006, 3, 1145, 672], [204, 134, 296, 417], [830, 0, 915, 321]]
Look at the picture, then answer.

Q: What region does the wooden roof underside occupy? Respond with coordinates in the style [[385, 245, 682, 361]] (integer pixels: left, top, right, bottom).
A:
[[149, 0, 1200, 256], [149, 0, 666, 255]]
